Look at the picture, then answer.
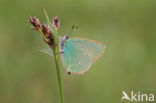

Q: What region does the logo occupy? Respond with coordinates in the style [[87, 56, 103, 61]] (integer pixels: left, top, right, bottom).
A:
[[121, 91, 154, 102]]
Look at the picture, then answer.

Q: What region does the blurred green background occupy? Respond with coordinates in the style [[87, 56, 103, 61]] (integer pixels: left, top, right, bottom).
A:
[[0, 0, 156, 103]]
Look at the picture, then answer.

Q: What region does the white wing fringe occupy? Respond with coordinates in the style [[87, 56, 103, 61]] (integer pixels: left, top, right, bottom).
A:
[[38, 47, 54, 56]]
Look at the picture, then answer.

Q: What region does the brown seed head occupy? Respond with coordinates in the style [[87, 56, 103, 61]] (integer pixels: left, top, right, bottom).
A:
[[41, 24, 54, 48], [52, 16, 60, 29], [41, 24, 52, 38], [29, 16, 41, 30]]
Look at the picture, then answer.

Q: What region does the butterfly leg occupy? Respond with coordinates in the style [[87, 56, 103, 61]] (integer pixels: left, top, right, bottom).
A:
[[54, 51, 64, 55], [60, 51, 64, 54]]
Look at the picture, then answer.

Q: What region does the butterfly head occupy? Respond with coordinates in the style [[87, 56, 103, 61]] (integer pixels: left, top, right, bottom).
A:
[[63, 35, 69, 41], [59, 35, 69, 52]]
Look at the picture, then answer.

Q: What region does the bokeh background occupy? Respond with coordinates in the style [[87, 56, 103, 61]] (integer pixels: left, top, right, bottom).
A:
[[0, 0, 156, 103]]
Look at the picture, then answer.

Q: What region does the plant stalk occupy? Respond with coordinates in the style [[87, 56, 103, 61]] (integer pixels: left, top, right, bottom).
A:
[[53, 33, 65, 103], [53, 49, 65, 103], [42, 8, 65, 103]]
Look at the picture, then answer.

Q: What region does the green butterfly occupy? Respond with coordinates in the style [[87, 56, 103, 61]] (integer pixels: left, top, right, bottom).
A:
[[58, 35, 106, 75]]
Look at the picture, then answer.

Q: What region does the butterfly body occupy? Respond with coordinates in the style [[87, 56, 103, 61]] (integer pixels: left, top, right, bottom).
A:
[[59, 35, 106, 75]]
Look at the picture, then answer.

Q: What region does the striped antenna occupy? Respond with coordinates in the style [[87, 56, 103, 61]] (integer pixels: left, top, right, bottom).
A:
[[68, 25, 78, 37]]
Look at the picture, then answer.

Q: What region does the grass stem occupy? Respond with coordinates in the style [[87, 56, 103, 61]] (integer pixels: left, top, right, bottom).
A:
[[43, 8, 65, 103]]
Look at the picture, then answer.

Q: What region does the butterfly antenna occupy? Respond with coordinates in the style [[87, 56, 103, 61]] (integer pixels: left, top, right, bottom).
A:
[[68, 25, 78, 37]]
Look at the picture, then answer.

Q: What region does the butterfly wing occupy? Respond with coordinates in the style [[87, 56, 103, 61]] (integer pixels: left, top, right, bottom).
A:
[[60, 37, 106, 75]]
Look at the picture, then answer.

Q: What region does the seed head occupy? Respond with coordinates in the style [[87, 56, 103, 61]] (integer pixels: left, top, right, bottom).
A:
[[52, 16, 60, 29], [41, 24, 54, 48], [41, 24, 52, 38], [29, 16, 41, 30]]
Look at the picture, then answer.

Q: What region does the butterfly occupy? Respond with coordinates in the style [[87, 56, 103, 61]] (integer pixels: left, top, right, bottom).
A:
[[58, 35, 106, 75], [40, 35, 106, 75], [40, 24, 106, 75]]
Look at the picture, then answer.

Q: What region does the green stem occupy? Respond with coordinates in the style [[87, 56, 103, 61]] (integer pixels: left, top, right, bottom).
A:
[[54, 49, 65, 103], [39, 29, 65, 103], [42, 8, 65, 103], [53, 31, 65, 103]]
